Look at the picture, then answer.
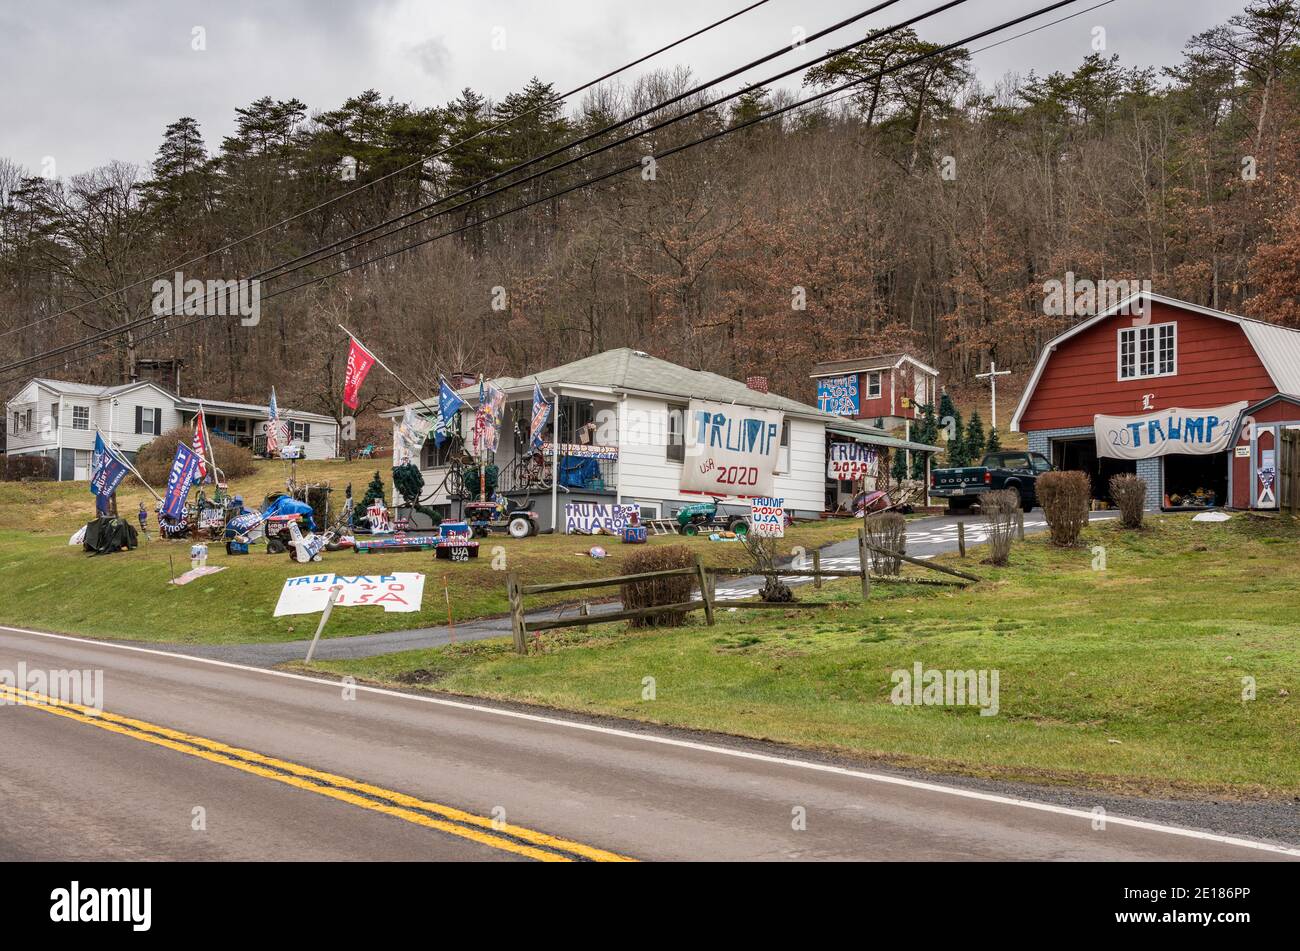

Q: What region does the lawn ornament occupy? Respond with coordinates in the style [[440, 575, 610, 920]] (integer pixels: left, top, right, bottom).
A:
[[464, 495, 539, 539]]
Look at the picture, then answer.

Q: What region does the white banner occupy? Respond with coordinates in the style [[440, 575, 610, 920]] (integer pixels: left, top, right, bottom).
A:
[[1095, 402, 1246, 459], [827, 441, 877, 480], [564, 502, 638, 534], [680, 399, 784, 497], [274, 573, 425, 616], [749, 497, 785, 537]]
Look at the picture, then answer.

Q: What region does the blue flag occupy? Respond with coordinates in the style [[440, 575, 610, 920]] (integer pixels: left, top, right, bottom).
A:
[[161, 443, 202, 519], [436, 377, 468, 446], [89, 432, 129, 500], [530, 383, 551, 450]]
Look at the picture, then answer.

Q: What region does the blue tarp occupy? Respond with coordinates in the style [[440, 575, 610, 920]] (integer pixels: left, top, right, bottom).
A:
[[262, 495, 317, 531]]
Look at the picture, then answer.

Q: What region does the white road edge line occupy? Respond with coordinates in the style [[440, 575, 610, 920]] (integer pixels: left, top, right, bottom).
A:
[[2, 622, 1295, 858]]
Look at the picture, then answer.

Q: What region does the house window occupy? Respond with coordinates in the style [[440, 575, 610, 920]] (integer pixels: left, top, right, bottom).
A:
[[866, 372, 882, 399], [775, 420, 791, 473], [13, 410, 31, 434], [422, 435, 457, 469], [136, 406, 161, 435], [1118, 322, 1176, 380], [290, 420, 312, 442], [72, 406, 90, 430], [666, 403, 686, 462]]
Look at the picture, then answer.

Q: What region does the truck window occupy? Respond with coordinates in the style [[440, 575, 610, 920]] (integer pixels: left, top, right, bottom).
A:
[[1001, 453, 1030, 470], [1032, 454, 1052, 472]]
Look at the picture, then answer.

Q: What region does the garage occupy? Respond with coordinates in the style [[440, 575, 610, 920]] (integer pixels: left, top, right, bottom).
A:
[[1162, 451, 1228, 509], [1051, 436, 1135, 503]]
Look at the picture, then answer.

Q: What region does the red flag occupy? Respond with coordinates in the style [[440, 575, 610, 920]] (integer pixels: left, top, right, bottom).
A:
[[192, 408, 209, 480], [342, 337, 377, 410]]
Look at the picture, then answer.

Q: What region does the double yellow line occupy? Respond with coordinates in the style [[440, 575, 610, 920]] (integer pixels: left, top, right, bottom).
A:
[[0, 684, 634, 862]]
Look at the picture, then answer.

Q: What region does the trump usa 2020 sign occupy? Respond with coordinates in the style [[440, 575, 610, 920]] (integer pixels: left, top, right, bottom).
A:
[[680, 399, 784, 497], [1094, 402, 1246, 460]]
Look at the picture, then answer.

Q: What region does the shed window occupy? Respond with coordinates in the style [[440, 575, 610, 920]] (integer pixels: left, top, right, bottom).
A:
[[866, 372, 881, 399], [1118, 322, 1176, 380]]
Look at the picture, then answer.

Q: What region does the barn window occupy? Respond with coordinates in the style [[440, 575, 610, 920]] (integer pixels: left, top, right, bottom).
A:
[[1118, 322, 1176, 380]]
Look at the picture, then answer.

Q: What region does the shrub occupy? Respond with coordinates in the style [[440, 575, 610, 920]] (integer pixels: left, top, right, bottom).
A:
[[134, 426, 258, 486], [979, 489, 1019, 565], [864, 511, 907, 575], [1037, 470, 1091, 546], [1, 454, 57, 481], [1109, 473, 1147, 529], [620, 544, 697, 627], [740, 533, 793, 602]]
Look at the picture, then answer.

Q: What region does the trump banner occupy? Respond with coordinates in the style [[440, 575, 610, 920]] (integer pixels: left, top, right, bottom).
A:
[[748, 497, 785, 537], [816, 375, 860, 416], [89, 432, 130, 500], [1095, 402, 1246, 460], [342, 336, 377, 410], [680, 399, 784, 497], [530, 383, 551, 450], [161, 443, 202, 518], [827, 441, 877, 480]]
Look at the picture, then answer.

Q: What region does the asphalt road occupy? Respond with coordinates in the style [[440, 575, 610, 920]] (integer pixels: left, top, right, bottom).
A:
[[2, 624, 1295, 862], [178, 509, 1118, 667]]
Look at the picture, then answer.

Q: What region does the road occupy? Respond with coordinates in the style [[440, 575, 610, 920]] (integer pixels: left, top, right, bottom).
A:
[[179, 509, 1118, 667], [1, 623, 1295, 862]]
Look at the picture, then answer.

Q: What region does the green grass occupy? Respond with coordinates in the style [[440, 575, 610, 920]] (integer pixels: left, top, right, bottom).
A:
[[0, 461, 865, 644], [306, 515, 1300, 797]]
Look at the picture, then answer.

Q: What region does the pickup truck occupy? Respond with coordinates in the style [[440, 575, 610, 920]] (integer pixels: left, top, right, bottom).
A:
[[929, 451, 1054, 513]]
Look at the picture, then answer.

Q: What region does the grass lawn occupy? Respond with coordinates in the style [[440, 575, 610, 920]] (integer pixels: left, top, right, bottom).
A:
[[307, 514, 1300, 798], [0, 458, 865, 644]]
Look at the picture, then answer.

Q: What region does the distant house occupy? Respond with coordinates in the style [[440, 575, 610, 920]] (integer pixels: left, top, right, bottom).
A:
[[3, 378, 338, 480], [809, 352, 940, 430], [382, 348, 939, 528]]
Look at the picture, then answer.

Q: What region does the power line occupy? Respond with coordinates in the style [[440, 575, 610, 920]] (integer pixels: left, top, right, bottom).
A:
[[1, 0, 915, 376], [0, 0, 774, 343], [1, 0, 1088, 390]]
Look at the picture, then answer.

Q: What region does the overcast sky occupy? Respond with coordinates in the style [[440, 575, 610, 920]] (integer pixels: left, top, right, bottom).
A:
[[0, 0, 1246, 178]]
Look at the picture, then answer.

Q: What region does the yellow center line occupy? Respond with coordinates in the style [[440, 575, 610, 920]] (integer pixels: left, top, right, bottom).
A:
[[0, 685, 635, 863]]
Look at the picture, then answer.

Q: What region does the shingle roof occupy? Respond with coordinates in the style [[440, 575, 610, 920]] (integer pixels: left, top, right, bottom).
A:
[[810, 352, 939, 378]]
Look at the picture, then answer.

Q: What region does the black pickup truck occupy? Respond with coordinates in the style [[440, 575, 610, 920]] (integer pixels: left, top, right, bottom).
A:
[[929, 451, 1054, 513]]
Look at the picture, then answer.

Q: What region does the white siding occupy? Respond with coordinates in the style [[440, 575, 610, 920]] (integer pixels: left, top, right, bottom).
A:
[[103, 385, 184, 455]]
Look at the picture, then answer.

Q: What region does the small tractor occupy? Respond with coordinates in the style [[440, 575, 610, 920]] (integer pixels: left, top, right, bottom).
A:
[[674, 498, 749, 536]]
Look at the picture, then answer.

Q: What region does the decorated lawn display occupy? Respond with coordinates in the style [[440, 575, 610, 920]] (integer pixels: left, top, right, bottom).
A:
[[434, 521, 479, 560], [353, 470, 388, 530], [392, 462, 443, 528], [354, 532, 441, 554], [464, 494, 539, 538]]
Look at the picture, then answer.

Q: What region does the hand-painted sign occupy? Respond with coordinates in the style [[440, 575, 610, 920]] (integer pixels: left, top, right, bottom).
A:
[[274, 573, 425, 616], [827, 441, 877, 480], [748, 497, 785, 537], [1095, 402, 1246, 460], [816, 375, 860, 416], [680, 399, 784, 497], [542, 442, 618, 460], [564, 502, 639, 535]]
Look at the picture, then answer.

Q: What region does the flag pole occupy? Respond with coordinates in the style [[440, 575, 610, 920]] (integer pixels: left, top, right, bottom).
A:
[[97, 426, 163, 503], [338, 324, 439, 421]]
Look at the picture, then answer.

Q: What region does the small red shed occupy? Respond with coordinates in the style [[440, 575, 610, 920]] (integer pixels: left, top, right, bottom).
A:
[[1011, 292, 1300, 511], [810, 352, 939, 430]]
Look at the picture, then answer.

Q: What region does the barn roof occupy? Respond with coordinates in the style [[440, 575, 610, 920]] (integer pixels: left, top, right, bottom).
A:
[[1010, 292, 1300, 431]]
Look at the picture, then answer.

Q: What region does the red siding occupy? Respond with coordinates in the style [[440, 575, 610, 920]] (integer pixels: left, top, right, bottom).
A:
[[1020, 301, 1277, 431], [1231, 397, 1300, 507]]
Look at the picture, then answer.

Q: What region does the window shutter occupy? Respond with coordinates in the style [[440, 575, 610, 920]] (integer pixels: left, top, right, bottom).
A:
[[302, 423, 311, 441], [135, 406, 143, 434], [155, 410, 162, 435]]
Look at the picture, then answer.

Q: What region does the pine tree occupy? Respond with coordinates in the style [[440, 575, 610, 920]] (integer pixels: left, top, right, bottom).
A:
[[354, 470, 387, 524], [890, 447, 908, 485], [985, 426, 1002, 453], [912, 403, 938, 479], [965, 410, 986, 462]]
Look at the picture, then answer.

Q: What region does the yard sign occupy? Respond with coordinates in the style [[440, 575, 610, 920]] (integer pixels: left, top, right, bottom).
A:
[[816, 375, 860, 416], [274, 573, 425, 616], [748, 497, 785, 537], [827, 442, 877, 480], [564, 502, 638, 534]]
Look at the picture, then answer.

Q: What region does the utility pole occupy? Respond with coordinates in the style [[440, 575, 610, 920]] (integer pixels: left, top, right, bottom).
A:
[[976, 362, 1012, 431]]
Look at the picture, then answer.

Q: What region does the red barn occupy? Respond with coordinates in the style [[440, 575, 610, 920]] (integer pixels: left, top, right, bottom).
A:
[[1011, 292, 1300, 511]]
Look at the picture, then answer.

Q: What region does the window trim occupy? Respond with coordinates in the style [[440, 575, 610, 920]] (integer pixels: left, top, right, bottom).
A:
[[1117, 321, 1177, 381], [72, 405, 90, 430], [865, 371, 882, 399], [665, 402, 686, 463]]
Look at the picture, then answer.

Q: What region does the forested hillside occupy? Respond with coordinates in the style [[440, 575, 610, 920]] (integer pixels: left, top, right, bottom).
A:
[[3, 1, 1299, 425]]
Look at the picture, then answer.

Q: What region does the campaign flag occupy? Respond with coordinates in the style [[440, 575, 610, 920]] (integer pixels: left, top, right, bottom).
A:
[[192, 407, 210, 482], [342, 336, 378, 410], [89, 431, 129, 499], [161, 443, 202, 519], [265, 387, 284, 455], [530, 383, 552, 451], [396, 407, 427, 462], [473, 380, 505, 458], [436, 377, 468, 446]]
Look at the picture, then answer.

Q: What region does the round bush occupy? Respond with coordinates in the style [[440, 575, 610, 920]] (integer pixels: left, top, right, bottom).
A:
[[134, 426, 258, 486], [1036, 470, 1091, 546], [1108, 473, 1147, 529], [620, 544, 697, 628]]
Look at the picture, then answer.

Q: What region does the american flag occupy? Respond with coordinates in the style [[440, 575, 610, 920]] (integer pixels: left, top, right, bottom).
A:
[[266, 387, 283, 454]]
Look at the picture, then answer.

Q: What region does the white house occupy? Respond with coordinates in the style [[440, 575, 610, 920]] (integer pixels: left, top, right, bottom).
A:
[[381, 348, 938, 529], [4, 378, 339, 479]]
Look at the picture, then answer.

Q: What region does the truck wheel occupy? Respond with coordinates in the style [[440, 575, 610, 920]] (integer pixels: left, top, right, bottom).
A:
[[728, 519, 749, 535], [507, 516, 531, 539]]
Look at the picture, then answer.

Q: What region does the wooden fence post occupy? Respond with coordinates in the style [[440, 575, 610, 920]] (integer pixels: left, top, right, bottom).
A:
[[1017, 509, 1025, 541], [506, 571, 527, 654], [694, 555, 715, 626], [857, 527, 871, 601], [812, 549, 822, 589], [957, 520, 966, 558]]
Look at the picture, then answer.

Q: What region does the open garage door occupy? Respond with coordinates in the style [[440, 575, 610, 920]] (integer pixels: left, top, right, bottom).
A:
[[1163, 452, 1228, 509], [1051, 437, 1135, 502]]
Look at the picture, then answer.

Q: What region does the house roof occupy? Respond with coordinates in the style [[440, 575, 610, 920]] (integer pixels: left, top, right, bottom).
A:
[[385, 348, 941, 451], [810, 352, 939, 379], [1010, 291, 1300, 431], [174, 396, 337, 424]]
